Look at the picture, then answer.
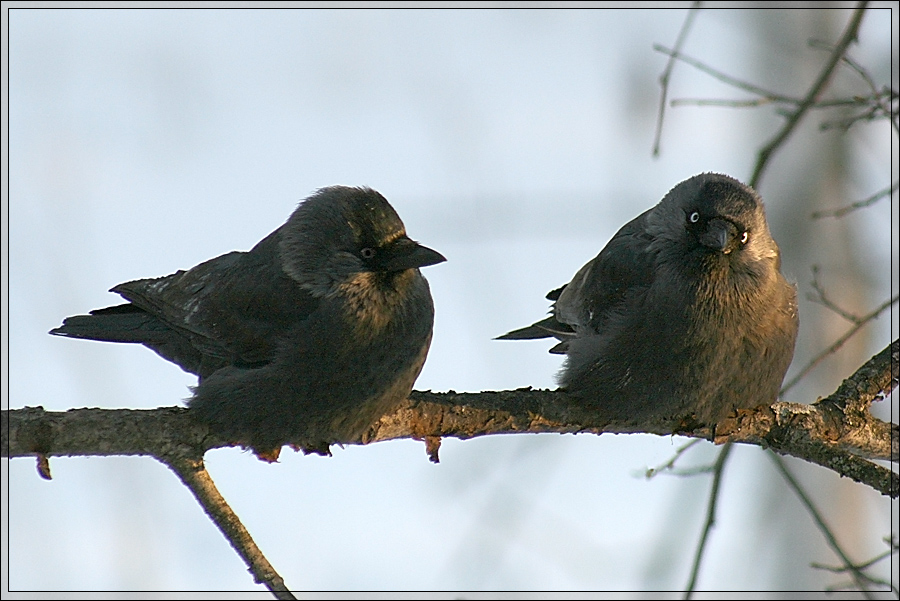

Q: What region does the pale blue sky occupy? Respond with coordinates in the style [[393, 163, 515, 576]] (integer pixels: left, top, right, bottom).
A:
[[5, 5, 897, 594]]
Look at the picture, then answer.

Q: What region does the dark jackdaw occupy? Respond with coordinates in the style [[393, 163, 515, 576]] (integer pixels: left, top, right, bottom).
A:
[[51, 186, 446, 456], [498, 173, 798, 427]]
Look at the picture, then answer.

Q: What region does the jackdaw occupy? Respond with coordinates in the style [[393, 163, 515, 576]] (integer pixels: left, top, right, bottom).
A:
[[498, 172, 798, 427], [51, 186, 446, 456]]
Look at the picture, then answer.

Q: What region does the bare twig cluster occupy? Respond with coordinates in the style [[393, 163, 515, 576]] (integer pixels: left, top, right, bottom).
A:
[[811, 535, 899, 596], [772, 455, 895, 598], [652, 4, 896, 596]]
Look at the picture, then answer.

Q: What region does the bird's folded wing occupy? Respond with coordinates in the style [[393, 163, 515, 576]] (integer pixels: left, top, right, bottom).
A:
[[555, 208, 656, 334], [113, 230, 319, 369]]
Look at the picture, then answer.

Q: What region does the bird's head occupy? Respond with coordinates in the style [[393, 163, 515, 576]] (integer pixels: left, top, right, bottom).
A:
[[279, 186, 445, 297], [648, 172, 781, 272]]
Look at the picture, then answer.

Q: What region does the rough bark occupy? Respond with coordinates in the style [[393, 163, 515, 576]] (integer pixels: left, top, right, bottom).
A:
[[5, 339, 897, 496]]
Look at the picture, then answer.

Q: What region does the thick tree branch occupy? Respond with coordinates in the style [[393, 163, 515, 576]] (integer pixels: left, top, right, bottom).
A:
[[5, 341, 897, 497], [713, 339, 898, 497]]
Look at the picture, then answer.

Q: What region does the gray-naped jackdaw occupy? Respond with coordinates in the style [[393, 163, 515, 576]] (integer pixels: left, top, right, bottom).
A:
[[51, 186, 446, 457], [498, 172, 798, 427]]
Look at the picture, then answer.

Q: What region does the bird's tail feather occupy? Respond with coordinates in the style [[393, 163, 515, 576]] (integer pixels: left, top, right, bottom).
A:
[[495, 316, 573, 341], [49, 304, 164, 343]]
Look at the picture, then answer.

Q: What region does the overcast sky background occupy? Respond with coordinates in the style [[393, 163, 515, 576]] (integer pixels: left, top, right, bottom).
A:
[[4, 5, 898, 596]]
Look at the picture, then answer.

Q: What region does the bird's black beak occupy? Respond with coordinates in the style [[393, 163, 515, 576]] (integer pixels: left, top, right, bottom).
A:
[[700, 218, 741, 255], [379, 237, 446, 272]]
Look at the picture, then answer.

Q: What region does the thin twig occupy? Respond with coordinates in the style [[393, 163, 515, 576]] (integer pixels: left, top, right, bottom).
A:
[[652, 2, 702, 157], [807, 265, 864, 323], [769, 453, 891, 598], [750, 2, 869, 188], [780, 294, 898, 395], [670, 93, 888, 110], [670, 97, 778, 108], [808, 38, 879, 95], [653, 45, 795, 104], [163, 455, 296, 600], [812, 180, 898, 219], [643, 438, 704, 478], [663, 464, 717, 477], [683, 442, 733, 599]]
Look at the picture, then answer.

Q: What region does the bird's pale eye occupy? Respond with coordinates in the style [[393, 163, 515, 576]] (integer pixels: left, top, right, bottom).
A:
[[740, 232, 750, 244], [688, 211, 700, 223], [360, 247, 376, 260]]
